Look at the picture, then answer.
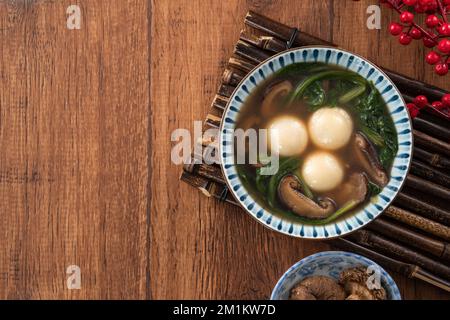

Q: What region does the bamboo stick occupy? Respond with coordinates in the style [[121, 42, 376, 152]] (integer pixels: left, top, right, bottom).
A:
[[367, 218, 450, 262], [211, 95, 230, 113], [405, 174, 450, 200], [330, 238, 450, 292], [218, 83, 236, 98], [413, 147, 450, 169], [240, 29, 287, 53], [222, 68, 245, 88], [234, 40, 272, 64], [413, 115, 450, 142], [180, 171, 212, 197], [205, 114, 222, 129], [245, 11, 298, 45], [413, 129, 450, 157], [387, 71, 448, 104], [346, 229, 450, 280], [384, 206, 450, 241], [394, 192, 450, 226], [195, 163, 225, 185], [228, 56, 256, 73], [410, 160, 450, 189]]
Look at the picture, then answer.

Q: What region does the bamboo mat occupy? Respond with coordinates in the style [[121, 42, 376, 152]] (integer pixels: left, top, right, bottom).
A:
[[180, 11, 450, 292]]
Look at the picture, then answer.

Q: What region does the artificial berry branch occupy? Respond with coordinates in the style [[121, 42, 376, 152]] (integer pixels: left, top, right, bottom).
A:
[[407, 93, 450, 119], [382, 0, 450, 76]]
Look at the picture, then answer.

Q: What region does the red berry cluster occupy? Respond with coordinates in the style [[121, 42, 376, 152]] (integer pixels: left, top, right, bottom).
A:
[[406, 93, 450, 118], [382, 0, 450, 75]]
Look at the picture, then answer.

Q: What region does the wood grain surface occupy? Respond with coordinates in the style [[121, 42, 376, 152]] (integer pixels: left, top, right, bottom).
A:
[[0, 0, 449, 300]]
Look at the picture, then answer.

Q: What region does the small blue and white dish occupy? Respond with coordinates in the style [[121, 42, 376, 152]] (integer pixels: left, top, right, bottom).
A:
[[271, 251, 401, 300], [219, 46, 413, 239]]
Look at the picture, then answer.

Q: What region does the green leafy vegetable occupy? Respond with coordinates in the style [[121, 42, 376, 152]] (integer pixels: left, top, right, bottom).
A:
[[368, 181, 382, 197], [286, 70, 366, 106], [338, 83, 366, 104], [272, 200, 358, 226], [255, 167, 270, 194], [355, 82, 398, 169], [359, 124, 385, 147], [294, 170, 314, 200], [303, 81, 325, 111]]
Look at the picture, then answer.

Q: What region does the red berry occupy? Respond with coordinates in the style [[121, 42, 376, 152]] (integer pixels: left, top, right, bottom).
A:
[[407, 103, 420, 118], [419, 0, 432, 5], [400, 11, 414, 24], [399, 33, 412, 45], [425, 15, 440, 28], [410, 28, 422, 39], [423, 37, 436, 47], [413, 95, 428, 108], [425, 0, 438, 11], [432, 101, 445, 110], [437, 39, 450, 53], [425, 51, 441, 64], [389, 22, 403, 36], [403, 0, 417, 5], [438, 23, 450, 36], [442, 94, 450, 107], [443, 0, 450, 4], [435, 63, 449, 75], [415, 4, 426, 13]]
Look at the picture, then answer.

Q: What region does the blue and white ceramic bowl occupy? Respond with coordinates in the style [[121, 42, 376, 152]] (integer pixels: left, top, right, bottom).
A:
[[271, 251, 401, 300], [219, 47, 413, 239]]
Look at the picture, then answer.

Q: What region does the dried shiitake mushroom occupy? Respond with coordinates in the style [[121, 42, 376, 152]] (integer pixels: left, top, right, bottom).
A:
[[339, 266, 387, 300]]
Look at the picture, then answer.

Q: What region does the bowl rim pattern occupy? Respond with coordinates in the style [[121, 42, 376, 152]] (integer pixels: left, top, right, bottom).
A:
[[219, 46, 413, 239]]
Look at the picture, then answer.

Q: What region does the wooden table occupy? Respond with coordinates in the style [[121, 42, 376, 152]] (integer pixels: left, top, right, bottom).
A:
[[0, 0, 449, 300]]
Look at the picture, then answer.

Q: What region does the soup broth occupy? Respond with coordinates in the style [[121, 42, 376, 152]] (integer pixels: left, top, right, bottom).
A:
[[235, 62, 398, 225]]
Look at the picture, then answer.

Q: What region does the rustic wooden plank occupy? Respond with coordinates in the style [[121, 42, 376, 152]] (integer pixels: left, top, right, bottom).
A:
[[1, 0, 449, 301], [151, 0, 332, 300], [0, 0, 150, 299]]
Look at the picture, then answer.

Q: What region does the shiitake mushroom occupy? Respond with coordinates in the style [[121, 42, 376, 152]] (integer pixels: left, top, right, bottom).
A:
[[289, 266, 387, 300], [277, 175, 335, 219], [353, 132, 389, 187]]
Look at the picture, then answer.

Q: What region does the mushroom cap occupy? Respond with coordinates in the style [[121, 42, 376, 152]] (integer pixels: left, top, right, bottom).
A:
[[289, 285, 317, 300], [339, 266, 387, 300], [353, 132, 389, 187], [290, 276, 346, 300], [334, 172, 369, 207], [343, 282, 375, 300], [278, 175, 335, 219], [261, 81, 293, 118]]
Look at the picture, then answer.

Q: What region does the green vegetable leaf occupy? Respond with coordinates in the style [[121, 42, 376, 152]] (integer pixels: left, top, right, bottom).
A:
[[304, 81, 325, 110], [287, 70, 366, 106], [355, 82, 398, 169], [338, 83, 366, 104], [368, 181, 382, 197]]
